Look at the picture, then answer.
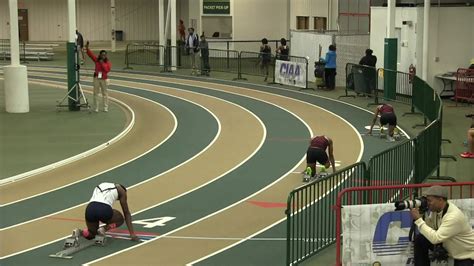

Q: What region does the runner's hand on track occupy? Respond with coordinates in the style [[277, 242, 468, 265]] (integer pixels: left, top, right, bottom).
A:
[[130, 235, 140, 242]]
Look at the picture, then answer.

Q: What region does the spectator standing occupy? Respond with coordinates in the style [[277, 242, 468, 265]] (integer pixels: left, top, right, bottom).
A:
[[359, 48, 377, 94], [359, 48, 377, 67], [324, 44, 337, 90], [199, 33, 210, 76], [276, 38, 290, 61], [259, 38, 272, 82], [85, 41, 111, 112], [185, 27, 199, 75]]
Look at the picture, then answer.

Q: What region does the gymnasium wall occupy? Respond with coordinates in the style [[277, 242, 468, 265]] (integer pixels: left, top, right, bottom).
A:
[[0, 0, 160, 41]]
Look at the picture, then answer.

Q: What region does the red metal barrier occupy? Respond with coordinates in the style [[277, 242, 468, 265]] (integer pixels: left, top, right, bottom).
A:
[[455, 68, 474, 105], [334, 182, 474, 266]]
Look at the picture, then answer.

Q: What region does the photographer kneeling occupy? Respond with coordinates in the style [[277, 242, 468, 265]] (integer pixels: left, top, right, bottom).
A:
[[410, 185, 474, 266]]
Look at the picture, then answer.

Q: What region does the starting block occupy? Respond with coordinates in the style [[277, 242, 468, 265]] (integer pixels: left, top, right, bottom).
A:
[[49, 234, 107, 259], [379, 127, 401, 140]]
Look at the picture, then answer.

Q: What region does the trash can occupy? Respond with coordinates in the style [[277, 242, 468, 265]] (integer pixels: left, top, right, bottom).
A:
[[314, 60, 325, 88], [116, 30, 123, 41]]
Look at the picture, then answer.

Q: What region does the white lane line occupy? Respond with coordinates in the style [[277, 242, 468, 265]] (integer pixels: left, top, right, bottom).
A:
[[188, 170, 362, 265], [0, 79, 266, 259], [0, 77, 135, 188], [0, 80, 173, 207], [83, 154, 306, 266], [0, 81, 135, 188], [113, 74, 365, 165], [137, 78, 366, 265], [84, 77, 322, 265], [152, 72, 411, 140], [0, 80, 184, 230], [159, 235, 288, 241], [87, 81, 267, 218]]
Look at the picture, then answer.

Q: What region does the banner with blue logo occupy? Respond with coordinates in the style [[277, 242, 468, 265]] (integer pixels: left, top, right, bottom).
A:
[[342, 199, 474, 265], [275, 59, 307, 88]]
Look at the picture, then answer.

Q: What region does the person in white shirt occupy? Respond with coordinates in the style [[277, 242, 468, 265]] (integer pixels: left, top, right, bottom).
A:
[[410, 185, 474, 265], [73, 182, 138, 241], [185, 27, 199, 75]]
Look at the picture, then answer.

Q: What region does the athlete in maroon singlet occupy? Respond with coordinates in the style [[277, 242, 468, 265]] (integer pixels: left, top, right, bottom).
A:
[[306, 135, 336, 177], [368, 103, 398, 141]]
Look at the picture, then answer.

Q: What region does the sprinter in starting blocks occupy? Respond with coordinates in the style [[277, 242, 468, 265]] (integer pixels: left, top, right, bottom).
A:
[[49, 229, 107, 259], [304, 135, 336, 182]]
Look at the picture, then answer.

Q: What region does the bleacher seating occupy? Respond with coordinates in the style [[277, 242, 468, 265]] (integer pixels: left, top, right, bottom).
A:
[[0, 41, 55, 61]]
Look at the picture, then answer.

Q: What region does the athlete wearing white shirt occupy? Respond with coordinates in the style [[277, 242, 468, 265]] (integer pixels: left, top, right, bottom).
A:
[[73, 182, 138, 241]]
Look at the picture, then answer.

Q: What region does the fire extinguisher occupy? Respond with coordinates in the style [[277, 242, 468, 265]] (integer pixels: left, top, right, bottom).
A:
[[409, 64, 416, 84]]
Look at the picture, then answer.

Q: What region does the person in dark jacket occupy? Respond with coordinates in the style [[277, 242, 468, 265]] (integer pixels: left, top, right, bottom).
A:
[[359, 49, 377, 94], [199, 33, 210, 76], [276, 38, 289, 61], [323, 44, 337, 90], [359, 49, 377, 67], [259, 38, 272, 82]]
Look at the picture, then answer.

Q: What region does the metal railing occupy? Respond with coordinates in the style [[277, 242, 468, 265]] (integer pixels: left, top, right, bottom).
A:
[[124, 43, 309, 89], [343, 64, 417, 112], [238, 51, 275, 81], [368, 139, 415, 187], [286, 163, 368, 265], [287, 68, 445, 265], [342, 63, 378, 105], [454, 68, 474, 105], [208, 39, 290, 53], [124, 43, 164, 69], [414, 119, 442, 183], [166, 45, 240, 74], [377, 68, 414, 106]]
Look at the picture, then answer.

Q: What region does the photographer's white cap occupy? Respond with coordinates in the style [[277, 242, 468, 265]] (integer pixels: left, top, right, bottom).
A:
[[423, 185, 448, 199]]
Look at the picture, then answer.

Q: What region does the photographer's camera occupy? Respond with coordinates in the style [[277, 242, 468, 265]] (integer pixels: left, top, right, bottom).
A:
[[394, 196, 428, 212], [430, 244, 449, 262]]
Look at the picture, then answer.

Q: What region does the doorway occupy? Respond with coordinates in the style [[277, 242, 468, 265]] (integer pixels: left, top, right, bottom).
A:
[[18, 9, 29, 41]]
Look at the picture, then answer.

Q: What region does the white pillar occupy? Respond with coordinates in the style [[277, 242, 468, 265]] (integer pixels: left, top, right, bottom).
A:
[[170, 0, 176, 45], [111, 0, 116, 52], [159, 0, 165, 46], [4, 0, 29, 113], [158, 0, 165, 65], [170, 0, 177, 69], [422, 0, 430, 81], [9, 0, 20, 66], [67, 0, 76, 42], [164, 1, 171, 44], [387, 0, 396, 38]]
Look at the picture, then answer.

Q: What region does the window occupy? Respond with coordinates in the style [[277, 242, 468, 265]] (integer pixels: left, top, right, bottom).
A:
[[297, 16, 309, 30], [314, 17, 327, 31]]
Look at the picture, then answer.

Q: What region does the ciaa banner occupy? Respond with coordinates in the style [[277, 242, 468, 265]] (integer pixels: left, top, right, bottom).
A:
[[274, 59, 307, 88], [342, 199, 474, 266]]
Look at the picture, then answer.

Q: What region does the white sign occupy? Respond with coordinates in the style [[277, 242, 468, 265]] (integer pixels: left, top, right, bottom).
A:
[[275, 59, 307, 88], [342, 199, 474, 265]]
